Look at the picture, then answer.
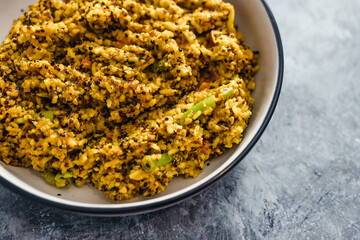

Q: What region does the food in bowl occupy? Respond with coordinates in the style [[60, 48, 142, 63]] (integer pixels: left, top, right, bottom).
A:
[[0, 0, 258, 200]]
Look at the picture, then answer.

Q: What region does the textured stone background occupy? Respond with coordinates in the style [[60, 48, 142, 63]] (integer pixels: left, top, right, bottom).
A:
[[1, 0, 360, 239]]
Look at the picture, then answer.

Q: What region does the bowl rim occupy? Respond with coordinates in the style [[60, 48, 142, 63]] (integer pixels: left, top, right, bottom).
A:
[[0, 0, 283, 216]]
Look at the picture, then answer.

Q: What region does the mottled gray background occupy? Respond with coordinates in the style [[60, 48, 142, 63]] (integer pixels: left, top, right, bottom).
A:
[[1, 0, 360, 239]]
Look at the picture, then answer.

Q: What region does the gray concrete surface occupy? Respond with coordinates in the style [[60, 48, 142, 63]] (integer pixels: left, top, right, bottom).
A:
[[1, 0, 360, 239]]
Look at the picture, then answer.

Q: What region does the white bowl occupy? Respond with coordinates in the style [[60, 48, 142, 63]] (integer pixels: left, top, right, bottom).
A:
[[0, 0, 283, 215]]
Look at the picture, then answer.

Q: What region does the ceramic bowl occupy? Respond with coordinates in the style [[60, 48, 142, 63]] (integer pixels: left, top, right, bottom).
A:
[[0, 0, 283, 216]]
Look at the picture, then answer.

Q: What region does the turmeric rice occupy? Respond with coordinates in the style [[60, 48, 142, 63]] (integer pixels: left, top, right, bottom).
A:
[[0, 0, 258, 200]]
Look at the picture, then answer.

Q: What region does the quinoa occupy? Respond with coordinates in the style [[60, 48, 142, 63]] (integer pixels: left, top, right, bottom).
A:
[[0, 0, 258, 200]]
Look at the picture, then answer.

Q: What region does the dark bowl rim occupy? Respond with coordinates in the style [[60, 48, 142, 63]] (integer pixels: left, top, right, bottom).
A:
[[0, 0, 284, 216]]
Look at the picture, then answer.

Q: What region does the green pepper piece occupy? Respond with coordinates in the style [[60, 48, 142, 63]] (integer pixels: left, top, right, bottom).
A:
[[180, 96, 216, 125], [222, 87, 234, 100]]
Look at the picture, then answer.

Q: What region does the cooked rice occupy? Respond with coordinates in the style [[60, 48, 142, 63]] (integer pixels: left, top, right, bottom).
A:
[[0, 0, 258, 200]]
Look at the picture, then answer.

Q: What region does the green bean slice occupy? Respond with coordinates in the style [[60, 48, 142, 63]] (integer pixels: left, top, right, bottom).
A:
[[34, 110, 54, 120], [156, 153, 173, 167], [15, 110, 54, 124], [141, 153, 178, 172], [54, 172, 73, 184], [40, 172, 56, 186], [14, 117, 25, 124], [180, 96, 216, 125], [222, 87, 234, 100], [141, 156, 157, 173], [152, 60, 167, 72]]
